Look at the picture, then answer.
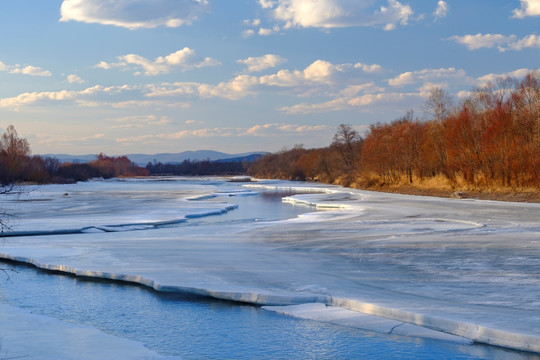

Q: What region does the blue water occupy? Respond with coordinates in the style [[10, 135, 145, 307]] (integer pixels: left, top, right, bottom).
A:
[[1, 184, 539, 359]]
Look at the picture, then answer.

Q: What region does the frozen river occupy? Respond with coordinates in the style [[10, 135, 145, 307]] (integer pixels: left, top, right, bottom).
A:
[[1, 177, 540, 359]]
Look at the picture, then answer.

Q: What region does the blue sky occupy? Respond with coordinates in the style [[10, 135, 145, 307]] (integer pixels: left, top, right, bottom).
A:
[[0, 0, 538, 155]]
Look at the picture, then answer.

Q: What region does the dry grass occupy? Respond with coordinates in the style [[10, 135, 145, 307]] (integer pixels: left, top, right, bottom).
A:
[[350, 173, 540, 203]]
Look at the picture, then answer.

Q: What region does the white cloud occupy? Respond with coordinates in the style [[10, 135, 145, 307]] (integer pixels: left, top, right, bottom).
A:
[[60, 0, 209, 29], [143, 59, 369, 103], [303, 60, 342, 83], [115, 122, 326, 146], [145, 82, 200, 98], [260, 0, 414, 31], [0, 61, 52, 77], [258, 60, 343, 87], [476, 68, 533, 85], [242, 29, 255, 38], [9, 65, 52, 77], [198, 75, 260, 100], [388, 67, 468, 87], [185, 119, 205, 125], [512, 0, 540, 18], [244, 123, 327, 135], [237, 54, 287, 73], [0, 85, 140, 109], [354, 62, 382, 73], [280, 89, 422, 114], [507, 34, 540, 51], [1, 59, 467, 120], [449, 33, 540, 52], [243, 18, 261, 26], [378, 0, 413, 30], [434, 1, 448, 20], [110, 115, 172, 129], [417, 81, 449, 95], [67, 74, 85, 83], [95, 48, 220, 75], [449, 33, 516, 51], [258, 27, 275, 35], [278, 82, 382, 114], [259, 0, 277, 9]]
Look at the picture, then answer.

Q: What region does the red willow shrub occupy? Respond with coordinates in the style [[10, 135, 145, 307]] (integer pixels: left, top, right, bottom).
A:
[[248, 71, 540, 190]]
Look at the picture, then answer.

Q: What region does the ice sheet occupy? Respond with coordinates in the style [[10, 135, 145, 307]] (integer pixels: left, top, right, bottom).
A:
[[0, 303, 175, 360], [1, 178, 239, 235], [1, 178, 540, 354], [262, 303, 473, 345]]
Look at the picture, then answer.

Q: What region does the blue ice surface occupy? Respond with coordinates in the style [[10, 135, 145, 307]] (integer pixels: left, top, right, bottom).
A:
[[1, 179, 539, 359]]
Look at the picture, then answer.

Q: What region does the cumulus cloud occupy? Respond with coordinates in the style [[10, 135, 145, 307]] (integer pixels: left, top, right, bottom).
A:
[[0, 85, 141, 109], [95, 48, 220, 75], [354, 62, 382, 73], [1, 58, 454, 119], [476, 68, 533, 85], [243, 18, 261, 26], [506, 34, 540, 51], [302, 60, 343, 82], [1, 58, 377, 111], [10, 65, 52, 77], [278, 82, 381, 114], [434, 1, 448, 20], [0, 61, 52, 77], [449, 33, 516, 51], [377, 0, 413, 30], [259, 0, 276, 9], [257, 60, 342, 87], [198, 75, 260, 100], [242, 17, 280, 37], [258, 27, 275, 35], [259, 0, 414, 31], [237, 54, 287, 73], [512, 0, 540, 18], [388, 67, 467, 87], [60, 0, 209, 29], [280, 89, 422, 114], [145, 59, 354, 100], [449, 33, 540, 52], [67, 74, 85, 83]]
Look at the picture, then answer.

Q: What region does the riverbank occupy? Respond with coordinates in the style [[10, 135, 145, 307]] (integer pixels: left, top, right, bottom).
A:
[[321, 173, 540, 203], [359, 184, 540, 203]]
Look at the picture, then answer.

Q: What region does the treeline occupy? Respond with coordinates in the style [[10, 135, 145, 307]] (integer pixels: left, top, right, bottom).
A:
[[248, 71, 540, 191], [0, 126, 148, 185], [145, 159, 247, 176]]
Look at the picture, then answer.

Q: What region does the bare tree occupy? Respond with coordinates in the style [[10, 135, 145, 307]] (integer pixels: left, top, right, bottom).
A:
[[332, 124, 362, 177], [422, 88, 453, 175], [0, 185, 21, 234], [0, 125, 31, 185], [422, 87, 454, 123]]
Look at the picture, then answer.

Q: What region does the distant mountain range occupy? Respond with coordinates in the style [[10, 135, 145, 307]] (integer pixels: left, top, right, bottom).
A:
[[41, 150, 267, 166]]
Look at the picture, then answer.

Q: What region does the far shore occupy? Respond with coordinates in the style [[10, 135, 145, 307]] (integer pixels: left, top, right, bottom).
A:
[[12, 175, 540, 204]]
